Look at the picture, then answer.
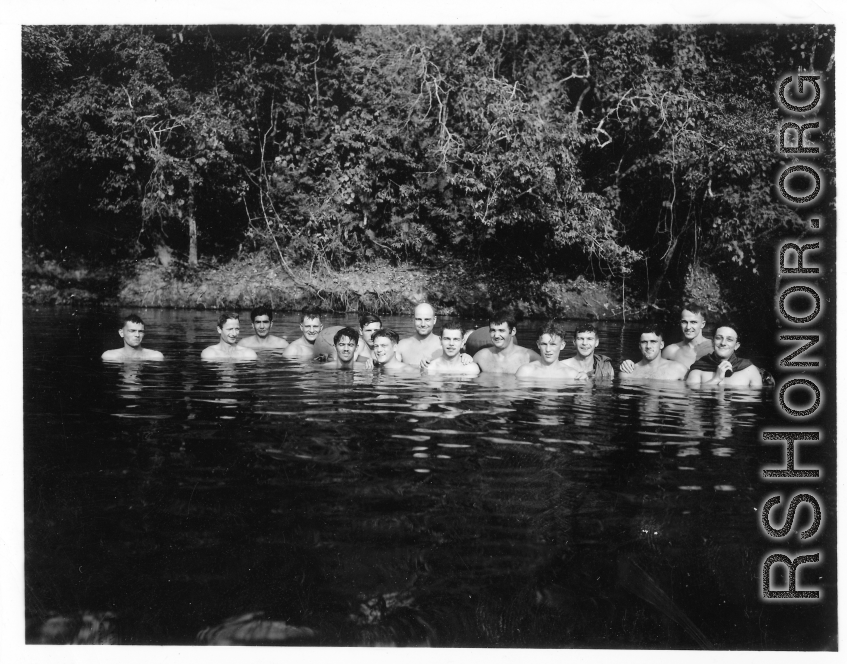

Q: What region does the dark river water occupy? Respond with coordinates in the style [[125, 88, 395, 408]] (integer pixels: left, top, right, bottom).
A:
[[23, 308, 836, 648]]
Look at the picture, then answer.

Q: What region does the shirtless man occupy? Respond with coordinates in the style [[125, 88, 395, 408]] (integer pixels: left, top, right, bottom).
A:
[[560, 323, 615, 379], [425, 320, 481, 376], [282, 308, 324, 359], [472, 310, 541, 374], [101, 314, 164, 362], [318, 327, 361, 371], [620, 303, 712, 374], [356, 313, 383, 361], [372, 328, 421, 376], [686, 322, 763, 387], [201, 312, 258, 361], [238, 305, 289, 350], [515, 320, 587, 379], [619, 325, 687, 381], [397, 303, 443, 367]]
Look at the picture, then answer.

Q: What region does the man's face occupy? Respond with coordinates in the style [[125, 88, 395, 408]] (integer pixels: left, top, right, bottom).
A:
[[712, 327, 740, 359], [440, 329, 464, 359], [573, 332, 599, 358], [335, 336, 357, 363], [489, 322, 515, 349], [536, 334, 565, 365], [680, 310, 706, 341], [372, 335, 395, 363], [300, 316, 323, 342], [218, 318, 240, 346], [639, 333, 664, 361], [120, 322, 145, 348], [360, 322, 381, 348], [252, 315, 273, 338], [414, 306, 436, 336]]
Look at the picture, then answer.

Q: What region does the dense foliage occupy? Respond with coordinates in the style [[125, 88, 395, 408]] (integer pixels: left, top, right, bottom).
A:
[[22, 24, 834, 313]]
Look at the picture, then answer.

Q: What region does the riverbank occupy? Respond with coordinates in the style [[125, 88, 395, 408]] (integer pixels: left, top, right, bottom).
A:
[[23, 251, 653, 320]]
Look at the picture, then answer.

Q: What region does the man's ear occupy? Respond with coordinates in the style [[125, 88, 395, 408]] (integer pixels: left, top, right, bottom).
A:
[[119, 329, 125, 339], [659, 340, 665, 349]]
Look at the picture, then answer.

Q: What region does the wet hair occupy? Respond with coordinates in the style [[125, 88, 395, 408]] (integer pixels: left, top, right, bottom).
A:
[[372, 328, 400, 346], [359, 313, 382, 328], [572, 323, 599, 339], [489, 309, 517, 332], [333, 327, 360, 346], [299, 308, 322, 323], [714, 320, 742, 342], [439, 319, 465, 337], [681, 303, 708, 321], [122, 314, 145, 327], [217, 311, 239, 328], [639, 324, 663, 340], [536, 320, 566, 341], [250, 305, 273, 322]]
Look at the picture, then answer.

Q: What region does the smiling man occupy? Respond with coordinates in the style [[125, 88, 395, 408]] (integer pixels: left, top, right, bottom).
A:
[[619, 325, 687, 381], [472, 310, 540, 374], [372, 328, 421, 375], [282, 308, 324, 359], [318, 327, 361, 371], [515, 320, 587, 379], [396, 303, 443, 367], [201, 312, 258, 361], [560, 323, 615, 379], [425, 320, 481, 375], [686, 322, 762, 387], [102, 314, 164, 362], [238, 305, 289, 350]]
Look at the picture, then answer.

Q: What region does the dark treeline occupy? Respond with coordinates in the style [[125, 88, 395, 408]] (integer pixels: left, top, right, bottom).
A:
[[22, 24, 834, 319]]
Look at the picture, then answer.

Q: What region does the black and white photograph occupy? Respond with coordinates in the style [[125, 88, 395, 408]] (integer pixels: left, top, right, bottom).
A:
[[2, 1, 841, 660]]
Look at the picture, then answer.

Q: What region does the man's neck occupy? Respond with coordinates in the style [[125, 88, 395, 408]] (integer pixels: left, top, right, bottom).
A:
[[493, 339, 518, 355], [336, 358, 355, 369], [218, 341, 238, 354], [642, 354, 663, 367], [683, 334, 706, 348], [441, 352, 463, 365], [300, 336, 316, 346], [572, 352, 594, 369], [414, 331, 435, 342], [253, 334, 271, 345], [123, 344, 144, 355]]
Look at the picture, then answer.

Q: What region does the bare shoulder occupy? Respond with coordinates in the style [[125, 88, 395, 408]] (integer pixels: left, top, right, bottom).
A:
[[473, 347, 493, 362], [101, 349, 122, 361], [662, 343, 681, 359], [238, 347, 259, 360], [201, 345, 219, 359], [143, 349, 165, 361], [740, 364, 762, 386], [515, 361, 540, 377], [282, 342, 304, 358]]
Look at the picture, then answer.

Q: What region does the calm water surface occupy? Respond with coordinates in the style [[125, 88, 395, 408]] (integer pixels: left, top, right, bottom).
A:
[[23, 308, 835, 647]]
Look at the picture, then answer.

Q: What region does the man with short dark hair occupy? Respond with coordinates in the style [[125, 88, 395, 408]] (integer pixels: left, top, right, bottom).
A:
[[425, 320, 481, 375], [372, 329, 420, 375], [318, 327, 361, 371], [239, 305, 289, 350], [472, 310, 541, 374], [102, 314, 164, 361], [686, 322, 762, 387], [515, 320, 587, 379], [560, 323, 615, 379], [619, 325, 687, 381], [283, 308, 324, 359], [356, 313, 383, 361], [201, 312, 258, 361]]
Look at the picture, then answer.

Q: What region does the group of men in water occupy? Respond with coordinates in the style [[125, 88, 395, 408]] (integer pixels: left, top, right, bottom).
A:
[[102, 301, 763, 387]]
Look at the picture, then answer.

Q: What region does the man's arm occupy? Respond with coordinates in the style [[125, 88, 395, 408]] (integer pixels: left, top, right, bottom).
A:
[[745, 366, 763, 387], [685, 369, 704, 385]]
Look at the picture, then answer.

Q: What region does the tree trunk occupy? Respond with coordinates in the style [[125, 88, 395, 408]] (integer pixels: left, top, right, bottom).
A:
[[647, 235, 680, 305], [187, 193, 198, 266]]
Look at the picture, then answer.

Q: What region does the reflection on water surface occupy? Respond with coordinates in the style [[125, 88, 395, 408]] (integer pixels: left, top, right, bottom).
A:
[[23, 308, 834, 647]]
